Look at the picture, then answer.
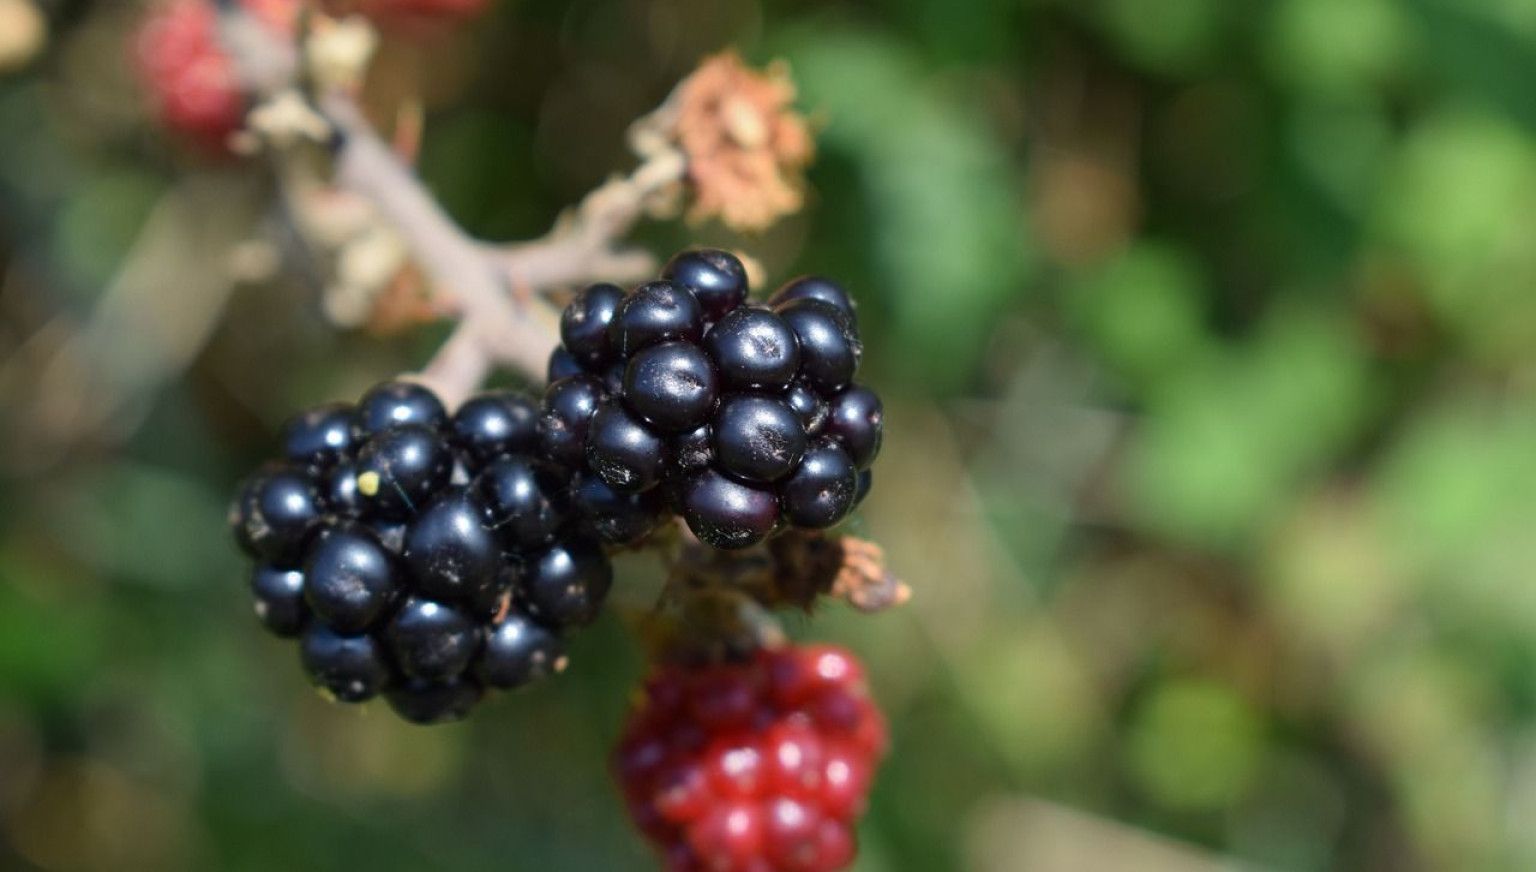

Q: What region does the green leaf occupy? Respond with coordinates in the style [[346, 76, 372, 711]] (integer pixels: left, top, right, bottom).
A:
[[778, 26, 1033, 391]]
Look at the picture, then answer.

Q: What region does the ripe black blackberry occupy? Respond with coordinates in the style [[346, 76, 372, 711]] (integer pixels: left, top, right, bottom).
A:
[[541, 249, 884, 550], [229, 380, 619, 725]]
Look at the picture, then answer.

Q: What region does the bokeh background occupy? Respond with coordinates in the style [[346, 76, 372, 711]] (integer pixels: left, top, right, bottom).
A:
[[4, 0, 1536, 869]]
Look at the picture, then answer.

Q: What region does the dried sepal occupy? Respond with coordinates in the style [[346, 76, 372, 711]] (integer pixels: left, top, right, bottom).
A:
[[767, 532, 911, 614], [641, 51, 815, 233]]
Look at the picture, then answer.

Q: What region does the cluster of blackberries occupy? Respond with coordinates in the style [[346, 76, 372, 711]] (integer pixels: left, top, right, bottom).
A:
[[228, 250, 882, 724], [544, 249, 883, 551], [614, 646, 887, 872], [229, 381, 612, 724]]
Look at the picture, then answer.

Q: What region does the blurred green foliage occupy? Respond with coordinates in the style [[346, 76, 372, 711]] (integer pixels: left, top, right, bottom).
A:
[[5, 0, 1536, 869]]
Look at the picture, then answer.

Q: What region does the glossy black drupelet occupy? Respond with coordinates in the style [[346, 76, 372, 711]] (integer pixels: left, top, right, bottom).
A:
[[785, 383, 829, 435], [768, 275, 857, 324], [303, 522, 401, 632], [230, 380, 609, 725], [610, 280, 705, 357], [300, 625, 392, 702], [354, 423, 453, 520], [623, 341, 718, 433], [386, 597, 480, 681], [386, 677, 483, 725], [547, 347, 584, 382], [541, 250, 884, 550], [520, 536, 612, 628], [825, 385, 884, 470], [663, 248, 748, 320], [538, 374, 606, 468], [704, 307, 800, 391], [235, 465, 324, 565], [476, 614, 567, 689], [570, 471, 666, 546], [250, 564, 308, 637], [560, 282, 626, 368], [472, 456, 569, 550], [779, 440, 858, 529], [354, 381, 447, 436], [774, 299, 859, 393], [586, 403, 668, 493], [283, 402, 355, 467], [679, 468, 780, 550], [401, 487, 501, 604], [713, 394, 807, 483], [450, 391, 538, 466]]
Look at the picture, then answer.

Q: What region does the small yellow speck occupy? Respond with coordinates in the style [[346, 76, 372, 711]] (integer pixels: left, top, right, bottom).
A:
[[357, 471, 380, 497], [553, 655, 570, 674]]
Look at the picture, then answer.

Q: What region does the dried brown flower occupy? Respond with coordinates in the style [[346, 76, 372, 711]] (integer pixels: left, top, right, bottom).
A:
[[364, 263, 438, 335], [766, 532, 911, 614], [670, 51, 814, 233]]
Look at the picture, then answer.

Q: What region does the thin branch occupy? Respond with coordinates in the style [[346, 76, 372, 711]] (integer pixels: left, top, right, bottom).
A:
[[218, 7, 690, 407], [322, 95, 556, 402]]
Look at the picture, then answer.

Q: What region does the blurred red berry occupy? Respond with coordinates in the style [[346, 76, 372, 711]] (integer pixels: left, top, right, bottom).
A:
[[318, 0, 489, 32], [614, 645, 886, 872], [133, 0, 296, 153]]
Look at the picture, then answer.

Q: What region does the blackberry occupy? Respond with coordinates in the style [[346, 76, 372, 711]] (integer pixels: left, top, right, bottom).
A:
[[230, 381, 606, 724], [615, 646, 887, 871], [542, 250, 885, 549], [229, 252, 887, 723]]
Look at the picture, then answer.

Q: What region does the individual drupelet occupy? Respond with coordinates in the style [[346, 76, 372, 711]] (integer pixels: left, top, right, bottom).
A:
[[539, 249, 883, 550], [229, 382, 613, 725]]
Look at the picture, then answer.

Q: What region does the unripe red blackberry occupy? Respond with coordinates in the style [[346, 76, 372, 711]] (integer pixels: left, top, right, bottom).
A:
[[615, 646, 887, 871], [543, 250, 884, 550]]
